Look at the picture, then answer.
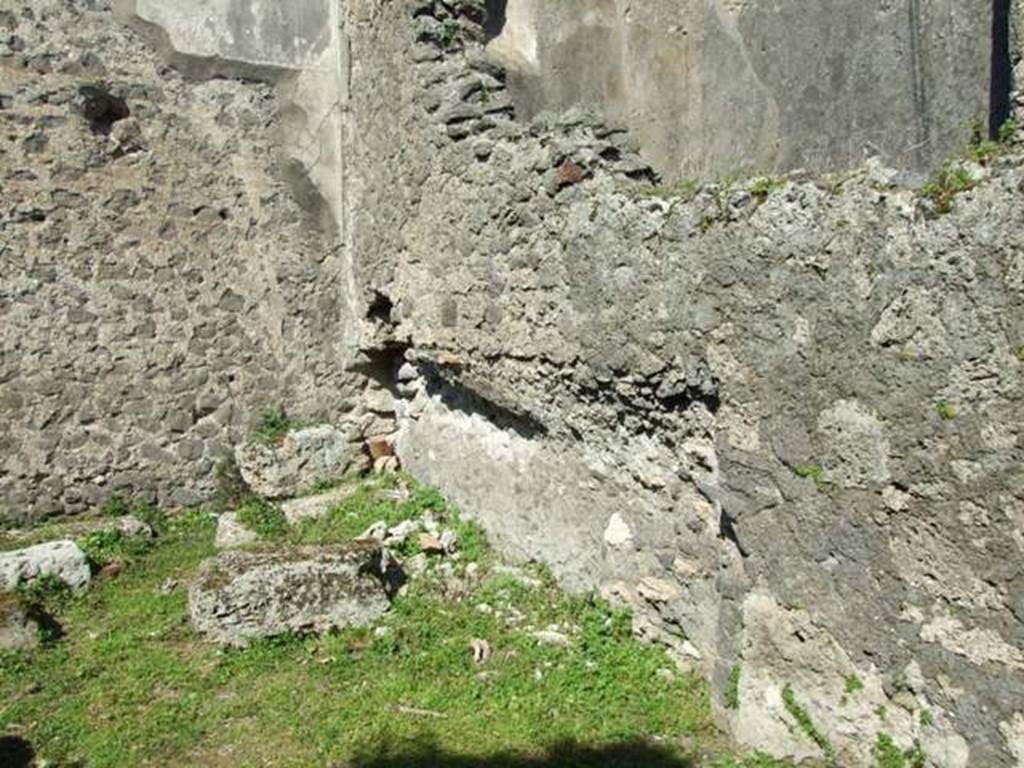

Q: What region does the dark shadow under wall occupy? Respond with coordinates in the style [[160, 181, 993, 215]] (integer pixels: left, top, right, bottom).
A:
[[0, 737, 35, 768], [347, 738, 695, 768], [483, 0, 507, 43], [991, 0, 1013, 135]]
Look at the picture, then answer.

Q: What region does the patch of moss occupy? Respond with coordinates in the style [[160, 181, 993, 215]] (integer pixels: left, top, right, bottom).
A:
[[794, 464, 832, 493], [935, 401, 958, 421], [844, 674, 864, 695]]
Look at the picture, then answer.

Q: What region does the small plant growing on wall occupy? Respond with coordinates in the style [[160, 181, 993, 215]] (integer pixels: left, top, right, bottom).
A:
[[254, 406, 294, 446]]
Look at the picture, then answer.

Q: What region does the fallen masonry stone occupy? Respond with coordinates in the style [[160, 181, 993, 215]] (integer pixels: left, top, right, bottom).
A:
[[0, 541, 91, 592], [419, 532, 445, 554], [440, 530, 458, 553], [280, 487, 356, 525], [236, 425, 361, 499], [214, 512, 259, 550], [358, 521, 389, 542], [189, 544, 396, 647], [116, 515, 154, 539], [373, 455, 400, 473], [533, 629, 571, 647], [0, 595, 40, 652], [385, 519, 421, 546]]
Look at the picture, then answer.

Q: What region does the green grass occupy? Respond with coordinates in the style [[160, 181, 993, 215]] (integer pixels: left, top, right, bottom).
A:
[[873, 733, 927, 768], [934, 401, 958, 421], [748, 176, 785, 204], [724, 665, 741, 709], [635, 178, 700, 202], [1, 480, 783, 767], [253, 405, 296, 446], [920, 166, 975, 214], [919, 119, 1018, 215], [793, 464, 831, 493], [844, 675, 864, 695], [781, 684, 833, 762], [234, 496, 288, 539]]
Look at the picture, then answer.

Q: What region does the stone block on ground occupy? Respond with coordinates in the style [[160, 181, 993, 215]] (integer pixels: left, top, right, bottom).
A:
[[0, 541, 91, 592], [235, 425, 361, 499], [0, 594, 40, 652], [188, 543, 397, 646], [214, 512, 259, 550], [116, 515, 155, 539], [280, 486, 357, 525]]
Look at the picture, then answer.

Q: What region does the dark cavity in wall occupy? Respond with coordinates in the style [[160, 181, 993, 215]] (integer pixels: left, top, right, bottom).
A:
[[367, 291, 395, 325], [419, 363, 548, 440], [483, 0, 507, 43], [990, 0, 1013, 136], [353, 345, 408, 398]]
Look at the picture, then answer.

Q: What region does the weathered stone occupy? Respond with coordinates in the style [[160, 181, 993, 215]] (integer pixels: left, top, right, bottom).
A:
[[0, 541, 91, 592], [116, 515, 154, 539], [439, 529, 458, 554], [532, 629, 570, 647], [0, 596, 40, 652], [384, 519, 421, 547], [280, 486, 355, 525], [188, 544, 394, 647], [0, 0, 360, 525], [418, 533, 445, 555], [366, 434, 395, 460], [489, 0, 993, 178], [236, 425, 361, 499], [214, 512, 259, 550], [3, 0, 1023, 764]]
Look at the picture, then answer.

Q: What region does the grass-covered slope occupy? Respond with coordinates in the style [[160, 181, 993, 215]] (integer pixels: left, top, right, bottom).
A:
[[0, 477, 788, 767]]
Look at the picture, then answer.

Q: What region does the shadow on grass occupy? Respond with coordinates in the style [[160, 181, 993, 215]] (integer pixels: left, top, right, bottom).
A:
[[346, 737, 695, 768], [0, 736, 34, 768]]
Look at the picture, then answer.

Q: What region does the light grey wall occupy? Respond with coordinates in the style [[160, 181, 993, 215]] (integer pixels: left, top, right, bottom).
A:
[[489, 0, 994, 180]]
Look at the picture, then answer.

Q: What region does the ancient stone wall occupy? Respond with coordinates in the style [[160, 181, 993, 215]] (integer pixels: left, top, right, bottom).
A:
[[3, 0, 1024, 765], [337, 2, 1024, 765], [0, 0, 362, 522], [488, 0, 994, 180]]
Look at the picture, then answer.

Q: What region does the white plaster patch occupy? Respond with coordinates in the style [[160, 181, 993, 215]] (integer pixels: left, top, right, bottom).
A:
[[920, 616, 1024, 671], [603, 513, 634, 549]]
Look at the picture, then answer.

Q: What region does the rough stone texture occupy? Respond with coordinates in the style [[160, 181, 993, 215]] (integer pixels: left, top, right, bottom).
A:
[[0, 541, 91, 592], [0, 0, 370, 523], [4, 0, 1024, 765], [214, 511, 258, 549], [338, 3, 1024, 764], [188, 543, 393, 646], [280, 486, 356, 525], [0, 596, 40, 652], [487, 0, 994, 179], [235, 425, 363, 499]]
